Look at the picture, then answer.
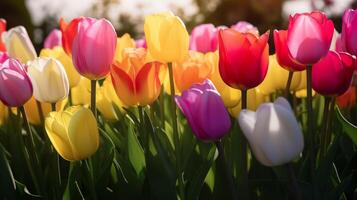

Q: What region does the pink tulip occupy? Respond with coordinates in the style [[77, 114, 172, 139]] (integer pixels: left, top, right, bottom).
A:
[[0, 52, 9, 63], [287, 11, 334, 65], [189, 24, 218, 53], [135, 38, 147, 48], [72, 17, 117, 80], [0, 58, 33, 107], [312, 51, 356, 96], [341, 9, 357, 56], [175, 80, 231, 141], [44, 29, 62, 49], [231, 21, 259, 36]]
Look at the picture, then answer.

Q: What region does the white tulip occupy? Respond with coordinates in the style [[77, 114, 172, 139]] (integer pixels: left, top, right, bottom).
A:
[[2, 26, 37, 63], [238, 97, 304, 166], [28, 57, 69, 103]]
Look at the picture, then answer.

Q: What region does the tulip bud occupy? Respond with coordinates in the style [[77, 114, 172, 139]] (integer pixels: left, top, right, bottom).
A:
[[238, 97, 304, 166], [135, 38, 147, 49], [341, 9, 357, 56], [44, 29, 62, 49], [144, 12, 189, 63], [0, 58, 33, 107], [0, 18, 7, 52], [189, 24, 218, 53], [72, 17, 117, 80], [45, 106, 99, 161], [40, 47, 80, 88], [218, 29, 269, 90], [287, 11, 334, 65], [231, 21, 259, 36], [27, 57, 69, 103], [175, 80, 231, 141], [2, 26, 37, 63]]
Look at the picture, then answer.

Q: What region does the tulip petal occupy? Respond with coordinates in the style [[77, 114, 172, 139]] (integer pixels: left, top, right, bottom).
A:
[[135, 62, 161, 106], [111, 64, 137, 106]]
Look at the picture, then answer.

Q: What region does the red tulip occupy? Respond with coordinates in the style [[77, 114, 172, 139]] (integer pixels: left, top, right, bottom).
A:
[[60, 17, 82, 55], [0, 18, 6, 52], [341, 9, 357, 56], [312, 51, 356, 96], [218, 28, 269, 90], [274, 30, 305, 71], [287, 11, 334, 65], [336, 86, 356, 109]]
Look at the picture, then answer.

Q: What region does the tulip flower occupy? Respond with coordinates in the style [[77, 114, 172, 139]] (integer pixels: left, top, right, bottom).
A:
[[238, 97, 304, 166], [72, 17, 117, 80], [274, 30, 305, 71], [97, 77, 124, 120], [71, 77, 91, 105], [165, 51, 213, 93], [0, 52, 9, 63], [144, 12, 189, 63], [228, 89, 268, 118], [60, 17, 82, 55], [2, 26, 37, 63], [45, 106, 99, 161], [40, 47, 80, 88], [189, 24, 218, 53], [218, 28, 269, 90], [312, 51, 356, 96], [175, 79, 231, 141], [0, 101, 8, 125], [0, 58, 33, 107], [27, 57, 69, 103], [231, 21, 259, 36], [114, 33, 136, 63], [111, 48, 163, 106], [287, 11, 334, 65], [0, 18, 6, 52], [336, 86, 356, 109], [341, 9, 357, 56], [44, 29, 62, 49], [135, 38, 147, 48]]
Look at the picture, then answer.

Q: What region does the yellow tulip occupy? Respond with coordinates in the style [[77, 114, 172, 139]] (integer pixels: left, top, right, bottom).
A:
[[114, 33, 136, 63], [40, 47, 80, 88], [45, 106, 99, 161], [2, 26, 37, 63], [23, 97, 66, 125], [144, 12, 189, 63], [208, 51, 241, 107], [164, 51, 213, 94], [97, 77, 125, 120], [71, 77, 91, 105], [0, 101, 8, 125]]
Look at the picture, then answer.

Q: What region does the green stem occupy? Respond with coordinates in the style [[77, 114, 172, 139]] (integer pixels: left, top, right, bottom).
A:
[[85, 159, 97, 200], [285, 71, 294, 98], [160, 87, 165, 127], [36, 100, 45, 125], [324, 97, 335, 153], [68, 89, 73, 106], [51, 103, 56, 112], [287, 163, 301, 200], [91, 80, 97, 118], [240, 89, 249, 199], [320, 96, 331, 161], [51, 103, 62, 188], [306, 65, 315, 170], [216, 141, 238, 200]]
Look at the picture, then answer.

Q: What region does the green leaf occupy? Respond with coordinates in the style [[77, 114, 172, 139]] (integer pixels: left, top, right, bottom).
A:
[[336, 107, 357, 145], [128, 123, 146, 179], [0, 144, 16, 199]]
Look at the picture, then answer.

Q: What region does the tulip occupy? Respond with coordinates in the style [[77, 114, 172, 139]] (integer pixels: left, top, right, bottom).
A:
[[165, 51, 213, 93], [238, 97, 304, 166], [0, 58, 33, 107], [228, 89, 268, 118], [336, 86, 356, 109], [189, 24, 218, 53], [287, 11, 334, 65], [218, 28, 269, 90], [60, 17, 82, 55], [0, 101, 8, 125], [40, 47, 80, 88], [175, 79, 231, 141], [44, 29, 62, 49], [257, 55, 303, 95], [135, 38, 147, 48], [97, 77, 124, 120], [274, 30, 305, 71], [0, 18, 6, 52], [312, 51, 356, 96], [341, 9, 357, 56], [0, 52, 9, 63], [111, 48, 163, 106], [71, 77, 91, 105], [231, 21, 259, 36], [72, 17, 117, 80], [144, 12, 189, 63], [114, 33, 136, 63], [45, 106, 99, 161], [2, 26, 37, 63]]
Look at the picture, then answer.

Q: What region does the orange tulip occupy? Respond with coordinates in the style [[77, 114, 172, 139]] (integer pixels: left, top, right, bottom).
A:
[[110, 48, 163, 106]]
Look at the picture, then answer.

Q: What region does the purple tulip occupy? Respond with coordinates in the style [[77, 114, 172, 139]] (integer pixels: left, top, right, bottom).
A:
[[44, 29, 62, 49], [341, 9, 357, 56], [175, 79, 231, 141], [189, 24, 218, 53]]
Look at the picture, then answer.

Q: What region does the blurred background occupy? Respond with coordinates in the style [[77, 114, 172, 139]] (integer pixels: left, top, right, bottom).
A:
[[0, 0, 356, 52]]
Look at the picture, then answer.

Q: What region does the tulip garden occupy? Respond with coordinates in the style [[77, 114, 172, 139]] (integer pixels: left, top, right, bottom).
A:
[[0, 8, 357, 200]]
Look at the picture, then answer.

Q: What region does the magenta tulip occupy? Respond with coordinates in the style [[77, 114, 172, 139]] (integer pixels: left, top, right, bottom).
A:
[[135, 38, 147, 48], [0, 52, 9, 63], [274, 30, 305, 71], [0, 58, 33, 107], [312, 51, 356, 96], [72, 17, 117, 80], [341, 9, 357, 56], [189, 24, 218, 53], [287, 11, 334, 65], [44, 29, 62, 49], [175, 80, 231, 141]]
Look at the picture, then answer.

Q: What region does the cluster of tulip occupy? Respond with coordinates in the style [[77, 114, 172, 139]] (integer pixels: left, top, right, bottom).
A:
[[0, 8, 356, 200]]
